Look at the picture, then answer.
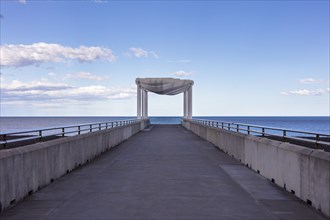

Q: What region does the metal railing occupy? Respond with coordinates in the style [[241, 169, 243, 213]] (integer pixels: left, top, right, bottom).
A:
[[190, 119, 330, 150], [0, 119, 139, 149]]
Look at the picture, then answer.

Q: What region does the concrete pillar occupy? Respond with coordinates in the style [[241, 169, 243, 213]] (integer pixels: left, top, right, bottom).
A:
[[183, 91, 187, 118], [137, 84, 141, 119], [184, 90, 188, 118], [145, 90, 148, 118], [188, 86, 192, 119], [142, 89, 145, 118], [142, 90, 148, 118]]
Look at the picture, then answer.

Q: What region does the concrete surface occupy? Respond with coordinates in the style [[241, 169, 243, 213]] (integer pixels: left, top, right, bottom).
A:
[[182, 119, 330, 217], [0, 119, 149, 212], [0, 125, 326, 220]]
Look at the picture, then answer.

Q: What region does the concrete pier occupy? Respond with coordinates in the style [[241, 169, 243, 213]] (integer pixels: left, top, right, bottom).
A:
[[0, 125, 326, 220]]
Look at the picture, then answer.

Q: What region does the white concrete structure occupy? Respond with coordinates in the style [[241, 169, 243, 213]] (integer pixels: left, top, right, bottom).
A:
[[181, 118, 330, 218], [0, 119, 150, 212], [136, 78, 194, 119]]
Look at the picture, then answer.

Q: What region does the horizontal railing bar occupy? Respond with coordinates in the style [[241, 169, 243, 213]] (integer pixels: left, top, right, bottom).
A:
[[193, 119, 330, 137], [0, 119, 140, 148], [0, 119, 137, 136], [189, 118, 330, 147], [1, 135, 41, 144], [208, 125, 330, 146]]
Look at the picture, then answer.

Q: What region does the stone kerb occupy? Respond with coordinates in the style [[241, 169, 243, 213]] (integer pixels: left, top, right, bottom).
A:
[[0, 120, 149, 212]]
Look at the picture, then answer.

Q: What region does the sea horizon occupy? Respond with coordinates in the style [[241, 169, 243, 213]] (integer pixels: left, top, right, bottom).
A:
[[1, 116, 329, 134]]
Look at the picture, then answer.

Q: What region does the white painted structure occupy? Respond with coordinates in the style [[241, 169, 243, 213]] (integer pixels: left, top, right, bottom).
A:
[[136, 78, 194, 119], [182, 118, 330, 217]]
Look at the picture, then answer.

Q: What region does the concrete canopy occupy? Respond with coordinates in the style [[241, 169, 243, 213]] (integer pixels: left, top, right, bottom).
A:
[[135, 78, 194, 95]]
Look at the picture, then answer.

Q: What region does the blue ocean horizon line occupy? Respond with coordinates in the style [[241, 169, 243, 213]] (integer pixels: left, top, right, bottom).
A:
[[0, 116, 329, 134]]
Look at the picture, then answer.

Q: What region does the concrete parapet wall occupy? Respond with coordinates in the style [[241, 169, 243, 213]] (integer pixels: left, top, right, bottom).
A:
[[182, 119, 330, 217], [0, 119, 149, 212]]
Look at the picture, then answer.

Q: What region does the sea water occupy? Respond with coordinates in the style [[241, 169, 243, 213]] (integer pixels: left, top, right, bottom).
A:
[[0, 116, 329, 134]]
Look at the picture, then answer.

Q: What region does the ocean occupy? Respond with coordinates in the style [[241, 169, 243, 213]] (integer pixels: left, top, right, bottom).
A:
[[0, 116, 329, 135]]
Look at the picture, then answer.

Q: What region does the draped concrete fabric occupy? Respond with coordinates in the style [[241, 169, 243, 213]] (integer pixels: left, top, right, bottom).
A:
[[136, 78, 194, 95]]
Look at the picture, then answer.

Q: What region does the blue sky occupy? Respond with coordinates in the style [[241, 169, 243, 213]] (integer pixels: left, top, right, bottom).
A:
[[0, 0, 329, 116]]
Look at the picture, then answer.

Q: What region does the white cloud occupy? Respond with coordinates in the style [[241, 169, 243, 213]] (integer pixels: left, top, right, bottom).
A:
[[0, 42, 116, 68], [66, 72, 107, 81], [129, 48, 147, 57], [125, 47, 158, 58], [170, 70, 193, 77], [281, 88, 330, 96], [149, 51, 159, 59], [1, 80, 136, 104], [2, 80, 72, 91], [19, 0, 27, 4], [0, 73, 4, 83], [299, 78, 325, 84], [48, 72, 56, 77]]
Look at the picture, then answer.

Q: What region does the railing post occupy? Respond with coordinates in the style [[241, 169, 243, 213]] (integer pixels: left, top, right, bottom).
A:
[[3, 134, 7, 149], [221, 122, 224, 129], [106, 123, 108, 129], [236, 124, 239, 132], [99, 123, 101, 130], [61, 128, 64, 137], [111, 122, 114, 128], [316, 134, 319, 148], [216, 122, 219, 128], [90, 124, 92, 132], [78, 126, 81, 135], [262, 128, 265, 136], [39, 130, 42, 141], [283, 130, 286, 141], [247, 126, 250, 135], [228, 124, 230, 131]]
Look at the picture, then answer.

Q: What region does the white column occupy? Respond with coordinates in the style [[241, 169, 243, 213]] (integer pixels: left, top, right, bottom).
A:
[[137, 84, 141, 119], [183, 91, 186, 118], [145, 90, 148, 118], [142, 89, 145, 118], [184, 90, 188, 118], [188, 86, 192, 119], [142, 89, 148, 118]]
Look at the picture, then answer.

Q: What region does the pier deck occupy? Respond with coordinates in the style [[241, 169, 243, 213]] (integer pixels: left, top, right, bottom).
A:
[[0, 125, 326, 220]]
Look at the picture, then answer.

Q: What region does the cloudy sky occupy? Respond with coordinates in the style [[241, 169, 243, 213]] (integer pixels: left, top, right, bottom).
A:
[[0, 0, 329, 116]]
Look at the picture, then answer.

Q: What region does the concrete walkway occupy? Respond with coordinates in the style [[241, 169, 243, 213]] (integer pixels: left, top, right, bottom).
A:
[[0, 125, 326, 220]]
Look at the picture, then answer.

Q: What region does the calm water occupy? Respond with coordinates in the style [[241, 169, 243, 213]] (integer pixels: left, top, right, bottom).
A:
[[0, 116, 329, 134]]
